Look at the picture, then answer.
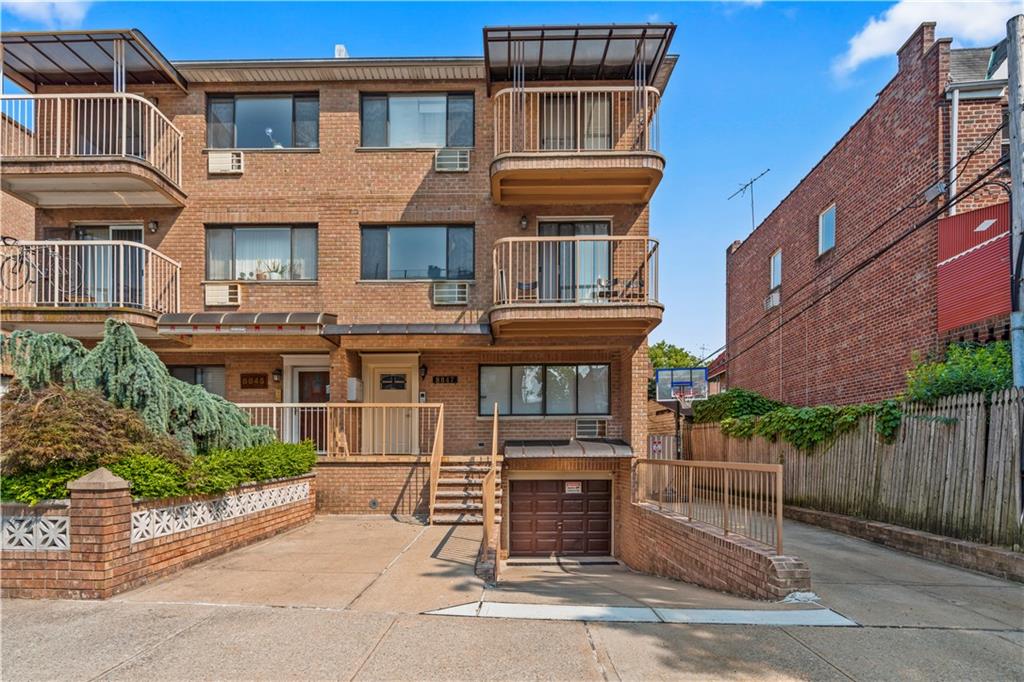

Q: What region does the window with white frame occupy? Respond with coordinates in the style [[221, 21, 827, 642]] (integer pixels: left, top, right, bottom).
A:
[[169, 366, 226, 397], [360, 93, 474, 148], [479, 364, 610, 416], [770, 249, 782, 290], [207, 94, 319, 149], [818, 204, 836, 255], [206, 225, 318, 281]]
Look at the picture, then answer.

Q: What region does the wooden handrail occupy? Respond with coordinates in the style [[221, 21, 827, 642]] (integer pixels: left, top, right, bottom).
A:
[[428, 405, 444, 524]]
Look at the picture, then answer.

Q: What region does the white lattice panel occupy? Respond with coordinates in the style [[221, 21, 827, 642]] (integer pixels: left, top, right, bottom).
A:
[[130, 481, 309, 544], [2, 515, 70, 551]]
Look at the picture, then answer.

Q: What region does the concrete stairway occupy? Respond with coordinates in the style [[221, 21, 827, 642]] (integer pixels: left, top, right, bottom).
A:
[[431, 456, 502, 525]]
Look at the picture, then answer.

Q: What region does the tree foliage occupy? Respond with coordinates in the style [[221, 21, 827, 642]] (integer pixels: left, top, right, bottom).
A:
[[904, 342, 1012, 404], [648, 340, 704, 369], [1, 320, 272, 453], [692, 388, 783, 423]]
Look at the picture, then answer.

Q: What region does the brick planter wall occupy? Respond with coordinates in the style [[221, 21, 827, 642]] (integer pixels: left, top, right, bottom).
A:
[[1, 469, 315, 599], [315, 458, 428, 516]]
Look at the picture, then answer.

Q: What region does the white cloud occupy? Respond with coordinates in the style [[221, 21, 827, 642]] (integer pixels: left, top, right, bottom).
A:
[[833, 0, 1023, 78], [4, 1, 92, 29]]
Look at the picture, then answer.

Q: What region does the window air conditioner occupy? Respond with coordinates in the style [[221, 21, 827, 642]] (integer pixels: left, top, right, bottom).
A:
[[205, 283, 241, 306], [764, 290, 781, 311], [208, 150, 244, 174], [432, 281, 470, 305], [434, 148, 470, 172], [575, 418, 608, 439]]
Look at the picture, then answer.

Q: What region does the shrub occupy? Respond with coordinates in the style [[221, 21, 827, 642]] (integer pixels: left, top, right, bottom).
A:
[[720, 401, 901, 451], [904, 342, 1012, 404], [187, 442, 318, 495], [0, 384, 188, 475], [107, 454, 188, 499], [692, 388, 783, 423], [0, 461, 93, 505]]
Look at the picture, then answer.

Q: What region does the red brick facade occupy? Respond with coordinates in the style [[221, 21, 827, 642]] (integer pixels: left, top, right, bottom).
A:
[[723, 24, 1011, 405]]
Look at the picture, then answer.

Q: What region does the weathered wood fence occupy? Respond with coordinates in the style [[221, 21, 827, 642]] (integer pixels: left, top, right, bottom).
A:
[[685, 389, 1023, 548]]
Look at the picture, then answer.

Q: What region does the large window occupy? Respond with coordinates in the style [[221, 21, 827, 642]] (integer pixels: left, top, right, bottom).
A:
[[818, 204, 836, 255], [479, 364, 610, 416], [360, 225, 474, 280], [360, 93, 474, 148], [169, 366, 226, 397], [207, 94, 319, 149], [206, 225, 318, 281], [769, 249, 782, 290]]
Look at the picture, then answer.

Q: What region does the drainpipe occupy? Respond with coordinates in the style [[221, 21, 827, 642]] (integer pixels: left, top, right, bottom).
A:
[[949, 86, 960, 216]]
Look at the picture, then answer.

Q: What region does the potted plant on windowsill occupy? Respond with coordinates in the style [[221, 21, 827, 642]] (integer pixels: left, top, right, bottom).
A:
[[266, 260, 287, 280]]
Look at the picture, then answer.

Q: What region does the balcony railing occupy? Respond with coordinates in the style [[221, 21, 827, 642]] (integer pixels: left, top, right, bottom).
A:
[[1, 93, 183, 186], [0, 240, 181, 315], [493, 236, 659, 305], [237, 403, 444, 457], [493, 85, 661, 157]]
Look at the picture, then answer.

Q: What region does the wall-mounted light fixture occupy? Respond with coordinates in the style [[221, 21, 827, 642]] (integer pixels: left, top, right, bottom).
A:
[[519, 215, 529, 231], [147, 220, 159, 234], [419, 364, 428, 380], [272, 368, 283, 383]]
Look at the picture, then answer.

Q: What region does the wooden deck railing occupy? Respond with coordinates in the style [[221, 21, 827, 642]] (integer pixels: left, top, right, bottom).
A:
[[480, 404, 501, 578], [428, 406, 445, 523], [635, 459, 784, 555], [237, 403, 443, 457]]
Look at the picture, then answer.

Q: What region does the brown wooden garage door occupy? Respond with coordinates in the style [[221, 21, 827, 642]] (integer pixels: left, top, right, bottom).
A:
[[508, 479, 612, 556]]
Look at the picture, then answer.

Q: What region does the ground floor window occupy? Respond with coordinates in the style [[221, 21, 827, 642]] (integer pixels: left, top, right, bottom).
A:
[[170, 366, 227, 397], [479, 364, 609, 416]]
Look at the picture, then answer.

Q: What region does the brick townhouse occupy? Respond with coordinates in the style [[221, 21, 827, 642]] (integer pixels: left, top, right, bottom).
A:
[[718, 23, 1013, 406], [0, 25, 675, 557]]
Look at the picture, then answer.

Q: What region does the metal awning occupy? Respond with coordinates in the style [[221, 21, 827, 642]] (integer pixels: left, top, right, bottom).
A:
[[504, 439, 634, 458], [157, 312, 335, 335], [483, 24, 675, 86], [324, 323, 491, 336], [1, 29, 187, 93]]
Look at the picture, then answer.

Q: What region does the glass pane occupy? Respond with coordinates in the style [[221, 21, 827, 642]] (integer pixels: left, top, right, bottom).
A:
[[294, 97, 319, 148], [446, 94, 474, 147], [198, 366, 226, 397], [446, 227, 474, 279], [207, 98, 234, 148], [291, 227, 317, 280], [206, 228, 233, 280], [234, 227, 291, 280], [578, 365, 609, 414], [582, 93, 611, 150], [361, 95, 387, 146], [389, 227, 446, 279], [170, 366, 197, 384], [480, 366, 510, 415], [389, 95, 446, 147], [819, 206, 836, 253], [770, 251, 782, 288], [360, 227, 388, 279], [541, 93, 575, 150], [235, 96, 293, 148], [511, 365, 543, 415], [545, 365, 577, 414]]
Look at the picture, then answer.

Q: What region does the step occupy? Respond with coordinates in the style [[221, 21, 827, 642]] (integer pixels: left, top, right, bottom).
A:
[[440, 465, 492, 473], [433, 502, 502, 512], [434, 490, 503, 499], [431, 514, 503, 525], [436, 477, 502, 486]]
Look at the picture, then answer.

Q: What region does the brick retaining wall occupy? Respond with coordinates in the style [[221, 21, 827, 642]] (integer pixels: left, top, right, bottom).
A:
[[1, 469, 315, 599], [315, 458, 428, 516]]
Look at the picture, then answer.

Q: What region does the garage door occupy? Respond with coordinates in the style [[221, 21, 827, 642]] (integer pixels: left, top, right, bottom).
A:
[[508, 479, 612, 556]]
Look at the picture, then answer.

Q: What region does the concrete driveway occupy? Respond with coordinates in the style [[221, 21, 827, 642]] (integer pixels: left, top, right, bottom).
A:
[[3, 516, 1022, 681]]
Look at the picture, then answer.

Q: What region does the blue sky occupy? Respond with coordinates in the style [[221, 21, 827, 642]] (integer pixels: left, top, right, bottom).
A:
[[3, 1, 1018, 358]]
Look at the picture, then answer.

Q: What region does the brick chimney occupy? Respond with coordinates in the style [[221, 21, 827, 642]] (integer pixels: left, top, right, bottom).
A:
[[897, 22, 936, 71]]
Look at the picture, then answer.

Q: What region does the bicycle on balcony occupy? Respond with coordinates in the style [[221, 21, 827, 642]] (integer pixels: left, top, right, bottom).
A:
[[0, 236, 84, 300]]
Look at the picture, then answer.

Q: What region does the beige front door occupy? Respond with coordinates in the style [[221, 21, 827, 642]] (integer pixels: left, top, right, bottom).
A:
[[364, 361, 418, 454]]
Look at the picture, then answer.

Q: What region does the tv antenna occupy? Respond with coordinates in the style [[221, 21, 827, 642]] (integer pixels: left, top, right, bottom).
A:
[[728, 168, 771, 231]]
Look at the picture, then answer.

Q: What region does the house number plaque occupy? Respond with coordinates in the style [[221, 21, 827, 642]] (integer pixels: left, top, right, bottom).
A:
[[432, 375, 458, 384], [240, 373, 268, 390]]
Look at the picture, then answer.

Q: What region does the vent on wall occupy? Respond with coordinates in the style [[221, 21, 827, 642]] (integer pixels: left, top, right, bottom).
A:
[[575, 418, 608, 439], [434, 148, 470, 172], [433, 281, 470, 305], [205, 283, 241, 306], [764, 290, 780, 311], [208, 150, 244, 174]]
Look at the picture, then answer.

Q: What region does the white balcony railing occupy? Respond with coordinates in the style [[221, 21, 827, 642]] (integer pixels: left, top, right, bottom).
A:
[[493, 85, 661, 157], [0, 240, 181, 315], [0, 93, 183, 187], [493, 236, 659, 305]]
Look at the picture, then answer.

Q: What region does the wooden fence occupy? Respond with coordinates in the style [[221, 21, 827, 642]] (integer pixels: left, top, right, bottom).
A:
[[685, 389, 1023, 548]]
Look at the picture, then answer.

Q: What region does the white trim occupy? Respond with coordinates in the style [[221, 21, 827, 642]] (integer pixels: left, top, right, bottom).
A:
[[817, 204, 836, 255], [280, 354, 330, 403], [361, 353, 420, 403]]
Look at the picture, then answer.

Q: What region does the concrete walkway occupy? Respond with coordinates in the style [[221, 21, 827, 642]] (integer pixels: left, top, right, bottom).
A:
[[3, 516, 1022, 681]]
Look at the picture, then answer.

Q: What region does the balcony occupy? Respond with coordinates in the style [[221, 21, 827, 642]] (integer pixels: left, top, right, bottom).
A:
[[0, 239, 180, 338], [490, 235, 662, 337], [490, 86, 664, 205], [0, 93, 185, 207]]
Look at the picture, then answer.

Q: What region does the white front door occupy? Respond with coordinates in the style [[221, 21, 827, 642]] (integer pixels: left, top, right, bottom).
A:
[[362, 357, 419, 455]]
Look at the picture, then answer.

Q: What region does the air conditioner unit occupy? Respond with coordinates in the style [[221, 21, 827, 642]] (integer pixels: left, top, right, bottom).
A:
[[575, 418, 608, 439], [432, 281, 470, 305], [208, 150, 244, 174], [205, 283, 241, 306], [434, 148, 470, 172], [763, 290, 781, 311]]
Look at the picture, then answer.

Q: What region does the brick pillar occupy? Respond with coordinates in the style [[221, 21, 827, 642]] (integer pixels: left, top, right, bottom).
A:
[[66, 467, 132, 599]]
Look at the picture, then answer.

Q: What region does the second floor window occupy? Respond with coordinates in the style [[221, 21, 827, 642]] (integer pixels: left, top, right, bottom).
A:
[[361, 225, 474, 280], [207, 94, 319, 149], [818, 204, 836, 255], [770, 249, 782, 290], [360, 93, 474, 148], [206, 225, 317, 281]]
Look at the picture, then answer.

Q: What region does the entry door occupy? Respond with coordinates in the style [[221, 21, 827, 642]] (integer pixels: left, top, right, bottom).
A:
[[297, 370, 329, 452], [509, 479, 612, 556], [364, 365, 417, 455], [538, 221, 610, 302], [75, 225, 144, 307]]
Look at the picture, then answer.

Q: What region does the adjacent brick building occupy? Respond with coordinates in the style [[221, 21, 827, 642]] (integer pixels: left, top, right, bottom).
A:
[[720, 24, 1012, 405]]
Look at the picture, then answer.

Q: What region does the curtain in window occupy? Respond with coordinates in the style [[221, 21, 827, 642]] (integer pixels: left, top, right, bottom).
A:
[[446, 94, 474, 147], [361, 96, 388, 146], [235, 228, 291, 280], [389, 95, 446, 147], [206, 228, 233, 280], [208, 98, 235, 148], [538, 221, 610, 302], [578, 365, 609, 413], [540, 93, 575, 150], [480, 367, 510, 415], [360, 227, 388, 279], [546, 365, 577, 414], [512, 365, 543, 414], [291, 227, 318, 279]]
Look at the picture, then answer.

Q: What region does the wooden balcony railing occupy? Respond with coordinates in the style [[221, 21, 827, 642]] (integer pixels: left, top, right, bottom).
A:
[[237, 403, 443, 458], [0, 239, 181, 315], [635, 459, 784, 555], [1, 93, 183, 187], [493, 236, 659, 305], [493, 85, 661, 157]]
